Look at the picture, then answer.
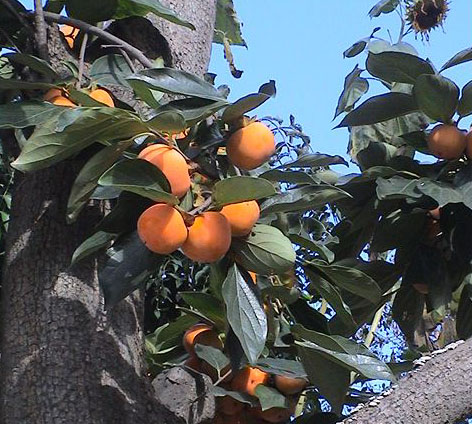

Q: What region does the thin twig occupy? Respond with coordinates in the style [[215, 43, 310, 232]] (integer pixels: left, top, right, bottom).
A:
[[27, 11, 154, 68], [76, 32, 88, 88], [34, 0, 49, 60], [189, 196, 212, 216], [0, 0, 33, 34], [119, 48, 137, 73]]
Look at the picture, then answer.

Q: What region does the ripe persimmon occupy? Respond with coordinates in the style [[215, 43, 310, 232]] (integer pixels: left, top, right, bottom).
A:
[[43, 88, 66, 102], [466, 130, 472, 159], [90, 88, 115, 107], [227, 122, 275, 170], [427, 124, 466, 160], [231, 367, 269, 396], [216, 395, 244, 416], [182, 212, 232, 263], [59, 25, 79, 49], [249, 271, 257, 284], [274, 374, 308, 395], [137, 203, 187, 254], [138, 144, 190, 198], [182, 323, 223, 356], [220, 201, 260, 237], [51, 96, 76, 107], [184, 355, 202, 372]]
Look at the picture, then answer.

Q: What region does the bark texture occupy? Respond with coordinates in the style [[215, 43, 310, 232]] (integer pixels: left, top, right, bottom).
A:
[[343, 339, 472, 424], [0, 1, 217, 423]]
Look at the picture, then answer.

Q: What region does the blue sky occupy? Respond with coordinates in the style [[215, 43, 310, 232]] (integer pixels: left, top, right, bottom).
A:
[[209, 1, 472, 163]]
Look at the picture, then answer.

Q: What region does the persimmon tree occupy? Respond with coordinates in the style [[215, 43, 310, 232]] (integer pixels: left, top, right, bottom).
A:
[[1, 0, 472, 424]]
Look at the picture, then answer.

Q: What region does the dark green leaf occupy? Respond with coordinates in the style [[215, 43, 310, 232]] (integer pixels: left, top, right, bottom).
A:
[[127, 67, 227, 101], [343, 40, 368, 58], [90, 54, 133, 87], [180, 292, 226, 330], [4, 53, 59, 79], [0, 78, 54, 91], [376, 176, 423, 201], [67, 142, 131, 223], [194, 344, 229, 374], [232, 225, 296, 274], [213, 176, 276, 207], [115, 0, 195, 29], [254, 385, 288, 411], [222, 264, 267, 364], [66, 0, 118, 22], [146, 111, 186, 133], [12, 108, 148, 172], [0, 101, 65, 128], [337, 93, 418, 127], [100, 232, 161, 308], [456, 280, 472, 340], [98, 159, 178, 204], [458, 81, 472, 118], [255, 357, 307, 378], [260, 186, 351, 215], [260, 169, 315, 185], [366, 51, 434, 84], [335, 66, 369, 118], [368, 0, 399, 17], [392, 285, 425, 344], [71, 231, 116, 265], [413, 74, 459, 122], [440, 47, 472, 72], [211, 386, 254, 406], [280, 153, 348, 168], [312, 262, 382, 304]]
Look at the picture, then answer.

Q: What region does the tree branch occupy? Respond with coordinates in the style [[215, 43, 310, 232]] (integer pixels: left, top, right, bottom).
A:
[[30, 11, 154, 68], [342, 339, 472, 424], [33, 0, 49, 60], [76, 32, 88, 88], [0, 0, 33, 35]]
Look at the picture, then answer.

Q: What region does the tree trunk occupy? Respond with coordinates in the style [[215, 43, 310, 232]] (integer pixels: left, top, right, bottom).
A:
[[343, 339, 472, 424], [0, 1, 217, 423]]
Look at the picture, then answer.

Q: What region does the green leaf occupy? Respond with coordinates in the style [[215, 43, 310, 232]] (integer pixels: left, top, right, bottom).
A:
[[148, 313, 198, 354], [12, 108, 148, 172], [71, 231, 116, 265], [0, 78, 55, 91], [0, 0, 27, 47], [334, 66, 369, 118], [214, 0, 246, 46], [98, 159, 178, 204], [155, 98, 227, 127], [213, 176, 276, 207], [293, 324, 395, 381], [222, 80, 276, 122], [180, 292, 226, 330], [376, 176, 423, 201], [194, 344, 230, 374], [392, 285, 425, 344], [255, 357, 307, 378], [145, 111, 186, 133], [67, 142, 131, 223], [232, 224, 296, 274], [298, 346, 349, 415], [343, 39, 368, 58], [100, 232, 161, 308], [280, 153, 348, 168], [4, 53, 59, 79], [0, 102, 65, 128], [260, 186, 351, 215], [368, 0, 399, 17], [366, 51, 434, 84], [66, 0, 118, 22], [254, 385, 288, 411], [127, 67, 227, 101], [304, 266, 357, 334], [211, 386, 255, 406], [337, 93, 418, 127], [413, 74, 459, 123], [456, 280, 472, 340], [260, 170, 315, 185], [222, 264, 267, 364], [289, 234, 335, 263], [312, 262, 382, 304], [458, 81, 472, 118], [115, 0, 195, 29], [440, 47, 472, 72], [90, 54, 133, 87]]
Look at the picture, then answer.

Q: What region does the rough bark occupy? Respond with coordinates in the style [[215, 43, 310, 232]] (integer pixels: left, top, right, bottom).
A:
[[343, 339, 472, 424], [0, 1, 217, 423]]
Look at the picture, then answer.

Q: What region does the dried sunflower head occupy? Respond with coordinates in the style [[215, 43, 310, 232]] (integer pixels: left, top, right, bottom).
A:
[[406, 0, 449, 39]]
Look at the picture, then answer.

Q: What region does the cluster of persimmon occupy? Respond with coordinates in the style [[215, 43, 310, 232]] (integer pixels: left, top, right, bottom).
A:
[[43, 87, 115, 107], [427, 124, 472, 160], [182, 323, 307, 423], [136, 121, 276, 262]]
